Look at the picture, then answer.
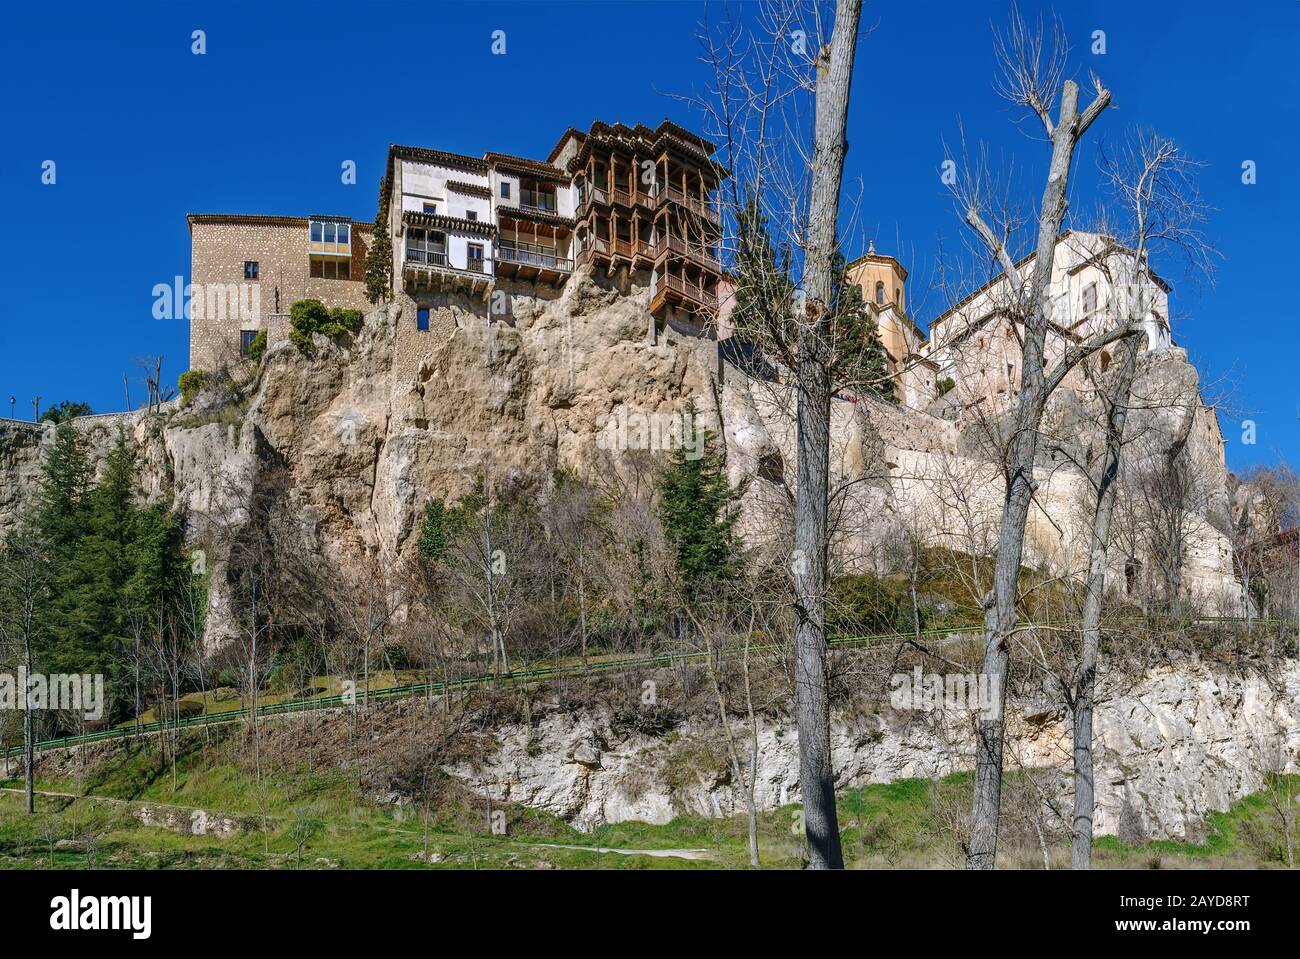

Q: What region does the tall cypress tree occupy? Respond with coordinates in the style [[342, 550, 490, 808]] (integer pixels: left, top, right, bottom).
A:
[[657, 405, 744, 598], [365, 176, 393, 304]]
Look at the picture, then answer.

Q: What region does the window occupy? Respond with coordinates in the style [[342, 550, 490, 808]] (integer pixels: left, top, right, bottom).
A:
[[405, 228, 447, 264], [240, 330, 258, 357], [467, 242, 485, 272], [875, 281, 885, 305], [1082, 282, 1097, 315], [310, 258, 351, 280], [309, 218, 351, 253], [500, 181, 512, 199], [520, 183, 557, 212], [417, 307, 430, 332], [466, 210, 478, 221], [423, 202, 437, 214], [244, 261, 259, 280]]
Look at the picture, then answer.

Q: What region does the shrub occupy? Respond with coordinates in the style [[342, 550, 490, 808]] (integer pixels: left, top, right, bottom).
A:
[[289, 299, 364, 353], [38, 400, 93, 424], [178, 370, 208, 403], [247, 329, 267, 363], [936, 377, 956, 398], [827, 575, 919, 636]]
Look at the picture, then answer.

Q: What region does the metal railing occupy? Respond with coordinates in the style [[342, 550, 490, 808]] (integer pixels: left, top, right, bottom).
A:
[[405, 248, 448, 267], [498, 243, 573, 272]]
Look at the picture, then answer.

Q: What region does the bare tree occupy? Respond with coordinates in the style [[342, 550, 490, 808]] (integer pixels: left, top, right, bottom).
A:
[[0, 527, 52, 814], [688, 0, 865, 870], [1063, 130, 1214, 867], [946, 7, 1125, 868]]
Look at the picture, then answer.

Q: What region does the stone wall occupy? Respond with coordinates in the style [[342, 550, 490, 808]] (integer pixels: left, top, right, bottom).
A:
[[188, 217, 373, 372]]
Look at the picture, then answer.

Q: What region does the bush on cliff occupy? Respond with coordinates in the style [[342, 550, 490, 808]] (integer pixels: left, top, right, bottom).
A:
[[289, 299, 364, 353], [178, 370, 207, 403]]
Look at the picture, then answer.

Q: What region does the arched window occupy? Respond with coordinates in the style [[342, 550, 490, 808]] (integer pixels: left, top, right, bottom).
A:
[[875, 281, 885, 305]]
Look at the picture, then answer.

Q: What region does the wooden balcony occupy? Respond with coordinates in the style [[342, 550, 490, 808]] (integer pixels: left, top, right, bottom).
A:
[[650, 272, 717, 315], [651, 234, 721, 272], [575, 187, 608, 216], [655, 184, 721, 225], [402, 251, 492, 299], [575, 236, 609, 268], [496, 242, 573, 285]]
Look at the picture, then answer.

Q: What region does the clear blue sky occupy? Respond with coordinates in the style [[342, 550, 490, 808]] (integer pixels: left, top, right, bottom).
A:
[[1, 0, 1295, 472]]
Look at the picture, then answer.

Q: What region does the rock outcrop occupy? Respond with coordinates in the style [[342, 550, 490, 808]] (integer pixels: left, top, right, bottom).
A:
[[0, 269, 1242, 650], [453, 658, 1300, 839]]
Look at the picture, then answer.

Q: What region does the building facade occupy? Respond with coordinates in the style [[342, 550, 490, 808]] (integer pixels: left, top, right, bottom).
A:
[[380, 120, 724, 333], [847, 230, 1177, 415], [188, 120, 724, 371], [187, 214, 372, 370]]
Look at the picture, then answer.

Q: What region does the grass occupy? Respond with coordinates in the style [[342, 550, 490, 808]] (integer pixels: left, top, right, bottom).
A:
[[4, 731, 1295, 869]]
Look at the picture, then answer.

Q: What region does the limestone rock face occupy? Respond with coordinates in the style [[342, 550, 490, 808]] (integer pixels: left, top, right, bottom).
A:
[[0, 275, 1242, 649], [458, 659, 1300, 838]]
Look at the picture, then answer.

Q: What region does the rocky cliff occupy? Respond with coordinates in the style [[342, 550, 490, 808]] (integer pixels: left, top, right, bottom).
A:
[[0, 267, 1242, 649]]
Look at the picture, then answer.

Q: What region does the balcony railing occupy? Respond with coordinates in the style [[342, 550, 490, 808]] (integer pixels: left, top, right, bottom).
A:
[[405, 249, 448, 267], [657, 272, 715, 306], [576, 186, 607, 211], [612, 187, 632, 207], [404, 250, 491, 277], [498, 243, 573, 272], [575, 236, 609, 264], [655, 185, 721, 224], [651, 234, 721, 270]]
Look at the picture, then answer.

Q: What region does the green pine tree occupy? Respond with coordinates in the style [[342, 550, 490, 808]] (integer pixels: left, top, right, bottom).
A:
[[39, 400, 93, 424], [35, 420, 93, 555], [657, 405, 744, 598]]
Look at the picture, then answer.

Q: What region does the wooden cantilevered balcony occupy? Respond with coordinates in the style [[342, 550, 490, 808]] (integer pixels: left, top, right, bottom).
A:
[[575, 186, 608, 218], [402, 250, 492, 299], [651, 234, 721, 272], [650, 271, 717, 316], [495, 242, 573, 285], [575, 234, 656, 271], [654, 184, 721, 225]]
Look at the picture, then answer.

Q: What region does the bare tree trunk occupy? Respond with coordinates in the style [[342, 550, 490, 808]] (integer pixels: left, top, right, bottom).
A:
[[1072, 334, 1141, 869], [23, 659, 34, 815], [968, 76, 1108, 869], [793, 0, 861, 871]]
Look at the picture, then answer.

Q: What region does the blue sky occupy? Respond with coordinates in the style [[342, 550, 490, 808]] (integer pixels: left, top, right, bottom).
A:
[[1, 0, 1295, 472]]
